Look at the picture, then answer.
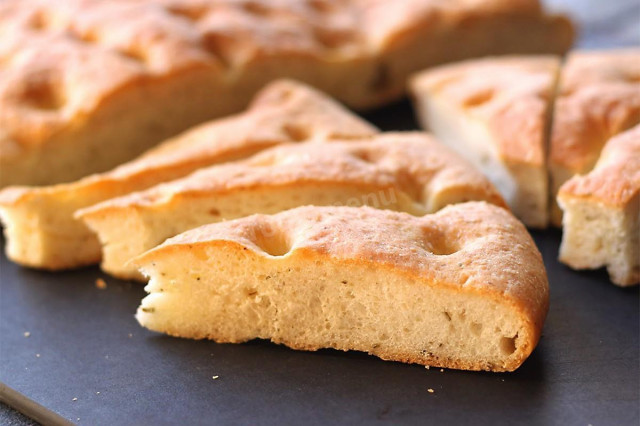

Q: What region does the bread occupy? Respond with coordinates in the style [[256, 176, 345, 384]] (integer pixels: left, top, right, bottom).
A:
[[78, 132, 506, 280], [410, 55, 560, 228], [558, 125, 640, 286], [133, 203, 548, 372], [549, 49, 640, 226], [0, 0, 574, 187], [0, 80, 377, 270]]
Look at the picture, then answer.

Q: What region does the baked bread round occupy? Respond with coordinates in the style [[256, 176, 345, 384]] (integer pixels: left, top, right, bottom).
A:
[[0, 0, 573, 186]]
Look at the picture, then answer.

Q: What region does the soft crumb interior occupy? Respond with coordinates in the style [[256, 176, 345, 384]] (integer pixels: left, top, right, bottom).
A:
[[89, 184, 425, 280], [137, 244, 530, 372], [0, 200, 101, 268], [559, 194, 640, 286], [416, 93, 548, 228]]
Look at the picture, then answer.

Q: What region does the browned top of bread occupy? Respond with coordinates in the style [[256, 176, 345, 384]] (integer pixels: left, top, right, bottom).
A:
[[549, 49, 640, 173], [0, 0, 568, 152], [0, 79, 377, 207], [410, 55, 560, 166], [558, 124, 640, 207], [135, 202, 548, 350], [78, 132, 506, 217]]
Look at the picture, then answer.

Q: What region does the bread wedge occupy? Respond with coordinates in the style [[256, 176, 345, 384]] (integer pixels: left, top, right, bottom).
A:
[[410, 56, 560, 228], [558, 125, 640, 286], [78, 132, 505, 280], [0, 0, 573, 186], [133, 203, 548, 372], [549, 49, 640, 226], [0, 80, 377, 270]]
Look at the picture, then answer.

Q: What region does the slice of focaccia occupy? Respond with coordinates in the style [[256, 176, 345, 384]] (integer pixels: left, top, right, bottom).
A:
[[410, 55, 560, 228], [558, 125, 640, 286], [0, 0, 574, 186], [133, 203, 549, 372], [78, 133, 505, 280], [0, 80, 377, 270], [549, 49, 640, 226]]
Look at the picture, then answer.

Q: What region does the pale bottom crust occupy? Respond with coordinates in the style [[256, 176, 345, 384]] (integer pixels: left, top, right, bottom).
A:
[[84, 185, 423, 281], [137, 246, 536, 372], [558, 194, 640, 286], [414, 95, 548, 228]]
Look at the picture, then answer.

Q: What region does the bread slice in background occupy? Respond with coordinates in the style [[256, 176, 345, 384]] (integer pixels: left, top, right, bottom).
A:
[[0, 0, 573, 187], [0, 80, 377, 270], [549, 49, 640, 226], [133, 203, 548, 372], [558, 125, 640, 286], [78, 133, 505, 281], [410, 55, 560, 228]]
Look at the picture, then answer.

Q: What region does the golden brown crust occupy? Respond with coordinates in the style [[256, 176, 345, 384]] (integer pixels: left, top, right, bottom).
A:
[[0, 0, 572, 157], [549, 49, 640, 174], [135, 203, 548, 371], [410, 55, 560, 166], [77, 132, 506, 217], [558, 124, 640, 207]]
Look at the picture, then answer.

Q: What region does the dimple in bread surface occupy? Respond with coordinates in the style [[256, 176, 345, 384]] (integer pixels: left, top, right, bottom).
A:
[[0, 80, 377, 270], [134, 203, 548, 372]]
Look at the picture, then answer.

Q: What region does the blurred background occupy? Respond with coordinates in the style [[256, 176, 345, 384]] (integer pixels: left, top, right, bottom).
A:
[[546, 0, 639, 47]]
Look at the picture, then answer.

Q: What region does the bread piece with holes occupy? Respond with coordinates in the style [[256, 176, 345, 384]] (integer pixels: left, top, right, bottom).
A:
[[133, 203, 548, 372], [0, 0, 573, 186], [549, 49, 640, 226], [0, 80, 377, 270], [78, 132, 506, 280], [410, 56, 560, 228], [558, 125, 640, 286]]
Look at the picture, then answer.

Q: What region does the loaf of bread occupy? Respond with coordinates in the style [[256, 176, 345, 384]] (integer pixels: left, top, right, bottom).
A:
[[558, 125, 640, 286], [133, 203, 548, 372], [549, 49, 640, 226], [78, 133, 505, 280], [0, 0, 574, 187], [0, 80, 376, 270], [410, 56, 560, 228]]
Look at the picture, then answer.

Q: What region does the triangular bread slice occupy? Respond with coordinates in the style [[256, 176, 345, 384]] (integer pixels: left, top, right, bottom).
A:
[[410, 55, 560, 228], [558, 125, 640, 286], [78, 133, 505, 281], [0, 80, 377, 270], [133, 203, 548, 372], [549, 49, 640, 226]]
